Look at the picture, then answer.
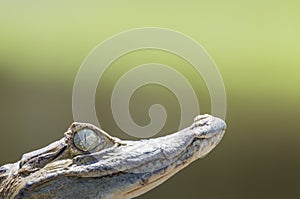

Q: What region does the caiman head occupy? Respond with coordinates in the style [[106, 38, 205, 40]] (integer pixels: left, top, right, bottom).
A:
[[0, 114, 226, 199]]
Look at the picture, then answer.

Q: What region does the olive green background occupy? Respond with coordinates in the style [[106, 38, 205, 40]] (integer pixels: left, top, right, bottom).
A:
[[0, 1, 299, 198]]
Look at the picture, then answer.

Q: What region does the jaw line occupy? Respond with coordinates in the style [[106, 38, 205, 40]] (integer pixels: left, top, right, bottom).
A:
[[122, 129, 225, 198]]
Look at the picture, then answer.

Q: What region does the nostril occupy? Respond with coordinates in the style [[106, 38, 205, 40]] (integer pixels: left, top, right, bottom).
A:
[[0, 166, 7, 174], [193, 114, 210, 122], [71, 122, 80, 129], [191, 114, 212, 129], [19, 161, 24, 169]]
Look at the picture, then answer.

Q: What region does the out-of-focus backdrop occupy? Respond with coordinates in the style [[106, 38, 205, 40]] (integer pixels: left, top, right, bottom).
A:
[[0, 1, 299, 198]]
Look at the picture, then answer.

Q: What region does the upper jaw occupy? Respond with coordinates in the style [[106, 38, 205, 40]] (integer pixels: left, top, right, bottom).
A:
[[18, 114, 226, 178], [69, 115, 226, 178]]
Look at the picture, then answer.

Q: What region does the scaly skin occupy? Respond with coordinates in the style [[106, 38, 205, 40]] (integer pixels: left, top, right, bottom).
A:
[[0, 114, 226, 199]]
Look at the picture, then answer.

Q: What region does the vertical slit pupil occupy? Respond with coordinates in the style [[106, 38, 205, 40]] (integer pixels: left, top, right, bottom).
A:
[[74, 129, 100, 151]]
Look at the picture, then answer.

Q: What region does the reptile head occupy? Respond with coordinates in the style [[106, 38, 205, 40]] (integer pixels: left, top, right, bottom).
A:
[[18, 122, 121, 175], [0, 114, 226, 199]]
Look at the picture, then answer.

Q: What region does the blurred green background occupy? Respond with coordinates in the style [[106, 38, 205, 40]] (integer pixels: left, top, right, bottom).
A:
[[0, 1, 299, 198]]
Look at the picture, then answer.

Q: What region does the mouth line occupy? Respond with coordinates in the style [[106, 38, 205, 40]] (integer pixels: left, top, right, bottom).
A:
[[122, 131, 223, 179], [121, 133, 223, 198], [124, 169, 177, 198]]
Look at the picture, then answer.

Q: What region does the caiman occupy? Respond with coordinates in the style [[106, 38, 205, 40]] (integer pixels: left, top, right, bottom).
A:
[[0, 114, 226, 199]]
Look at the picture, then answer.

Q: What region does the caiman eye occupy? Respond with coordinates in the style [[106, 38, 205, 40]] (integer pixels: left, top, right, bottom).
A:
[[73, 129, 101, 151]]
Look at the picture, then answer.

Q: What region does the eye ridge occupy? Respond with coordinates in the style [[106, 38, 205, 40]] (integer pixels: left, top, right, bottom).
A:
[[73, 129, 101, 152]]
